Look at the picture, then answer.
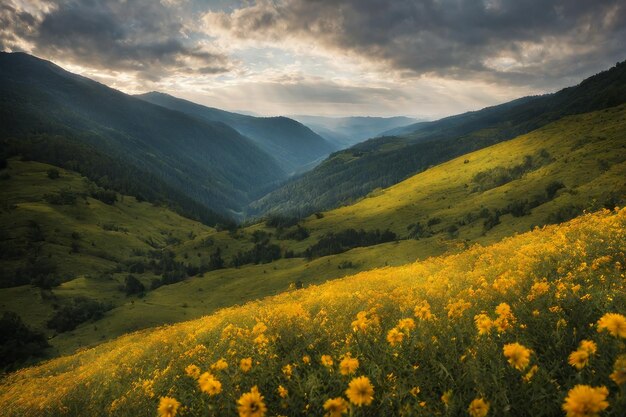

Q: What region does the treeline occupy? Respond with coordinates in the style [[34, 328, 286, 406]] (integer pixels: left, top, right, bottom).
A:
[[303, 228, 396, 259], [0, 135, 232, 227]]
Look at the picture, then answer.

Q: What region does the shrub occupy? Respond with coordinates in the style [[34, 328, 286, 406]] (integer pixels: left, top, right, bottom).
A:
[[545, 181, 565, 199], [46, 168, 60, 179], [46, 297, 111, 333], [124, 275, 145, 296], [0, 312, 49, 370], [91, 189, 117, 205]]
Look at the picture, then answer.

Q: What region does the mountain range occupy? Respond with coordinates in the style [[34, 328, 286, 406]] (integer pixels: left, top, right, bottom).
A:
[[137, 92, 336, 174], [0, 53, 336, 224], [250, 60, 626, 217], [290, 115, 420, 148]]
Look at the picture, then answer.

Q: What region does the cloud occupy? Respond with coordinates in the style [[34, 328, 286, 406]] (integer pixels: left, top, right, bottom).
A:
[[203, 0, 626, 87], [1, 0, 233, 80], [1, 0, 624, 117]]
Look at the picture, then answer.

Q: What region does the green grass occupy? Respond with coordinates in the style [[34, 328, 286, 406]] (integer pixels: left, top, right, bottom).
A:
[[1, 104, 624, 360]]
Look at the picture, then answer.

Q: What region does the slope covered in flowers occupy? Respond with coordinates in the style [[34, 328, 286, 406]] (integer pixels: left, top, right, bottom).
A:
[[2, 208, 625, 416]]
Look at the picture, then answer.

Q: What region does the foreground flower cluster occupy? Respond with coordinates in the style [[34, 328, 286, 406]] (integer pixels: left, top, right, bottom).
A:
[[1, 209, 625, 416]]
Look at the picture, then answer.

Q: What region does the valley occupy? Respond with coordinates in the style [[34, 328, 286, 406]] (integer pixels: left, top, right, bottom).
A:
[[0, 44, 625, 417]]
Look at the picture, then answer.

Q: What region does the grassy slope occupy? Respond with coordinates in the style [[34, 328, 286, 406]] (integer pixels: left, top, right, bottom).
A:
[[0, 160, 211, 351], [2, 105, 624, 358], [1, 208, 624, 416], [296, 104, 626, 240]]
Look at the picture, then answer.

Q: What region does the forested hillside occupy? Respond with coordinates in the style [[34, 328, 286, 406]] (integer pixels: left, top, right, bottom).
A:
[[138, 92, 336, 174], [0, 52, 285, 222], [251, 61, 626, 217]]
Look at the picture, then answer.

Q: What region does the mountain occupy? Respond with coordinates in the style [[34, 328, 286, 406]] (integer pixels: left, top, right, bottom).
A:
[[0, 52, 286, 222], [3, 103, 622, 362], [137, 92, 336, 174], [251, 60, 626, 217], [291, 115, 419, 148]]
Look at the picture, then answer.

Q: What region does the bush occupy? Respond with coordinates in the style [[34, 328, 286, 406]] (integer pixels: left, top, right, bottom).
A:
[[124, 275, 145, 296], [232, 242, 282, 267], [545, 181, 565, 199], [16, 257, 59, 289], [0, 312, 49, 370], [91, 189, 117, 205], [46, 168, 60, 179], [46, 297, 112, 333], [44, 189, 78, 205], [278, 225, 310, 241]]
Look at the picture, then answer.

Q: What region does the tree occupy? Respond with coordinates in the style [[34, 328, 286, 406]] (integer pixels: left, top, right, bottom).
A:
[[124, 275, 145, 296]]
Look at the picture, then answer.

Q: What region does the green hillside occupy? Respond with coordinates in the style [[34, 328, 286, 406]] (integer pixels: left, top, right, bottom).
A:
[[0, 159, 212, 362], [251, 61, 626, 218], [1, 206, 624, 416], [3, 103, 621, 364], [0, 52, 285, 221]]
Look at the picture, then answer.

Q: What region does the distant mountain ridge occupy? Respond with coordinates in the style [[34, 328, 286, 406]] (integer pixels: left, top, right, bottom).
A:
[[137, 92, 336, 174], [0, 52, 289, 223], [251, 60, 626, 217], [291, 115, 420, 148]]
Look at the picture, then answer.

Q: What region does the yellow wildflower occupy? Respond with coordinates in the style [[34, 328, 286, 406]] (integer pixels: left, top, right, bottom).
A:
[[386, 327, 404, 346], [240, 357, 253, 373], [351, 311, 370, 332], [414, 301, 433, 321], [495, 302, 513, 318], [468, 398, 489, 417], [184, 364, 200, 379], [282, 364, 293, 379], [339, 355, 359, 375], [254, 334, 269, 346], [158, 397, 180, 417], [345, 376, 374, 406], [323, 397, 348, 417], [610, 355, 626, 385], [302, 355, 311, 364], [409, 387, 421, 397], [474, 313, 493, 336], [568, 350, 589, 370], [562, 385, 609, 417], [252, 321, 267, 335], [597, 313, 626, 338], [441, 390, 452, 406], [211, 358, 228, 371], [277, 385, 288, 398], [523, 365, 539, 383], [578, 340, 597, 354], [321, 355, 334, 368], [237, 386, 267, 417], [198, 372, 222, 396], [397, 318, 415, 332], [503, 343, 531, 371], [447, 299, 471, 319], [527, 281, 550, 301]]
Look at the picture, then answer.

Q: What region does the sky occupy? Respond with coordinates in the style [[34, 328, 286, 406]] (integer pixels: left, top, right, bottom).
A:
[[1, 0, 625, 119]]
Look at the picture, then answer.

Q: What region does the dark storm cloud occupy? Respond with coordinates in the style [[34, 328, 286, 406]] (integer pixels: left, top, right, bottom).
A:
[[1, 0, 231, 79], [207, 0, 626, 86]]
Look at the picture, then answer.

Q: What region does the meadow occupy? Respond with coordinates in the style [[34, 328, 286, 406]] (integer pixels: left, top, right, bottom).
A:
[[1, 207, 624, 416], [1, 103, 624, 359]]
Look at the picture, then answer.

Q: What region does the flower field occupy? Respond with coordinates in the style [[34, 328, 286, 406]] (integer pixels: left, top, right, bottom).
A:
[[2, 208, 625, 417]]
